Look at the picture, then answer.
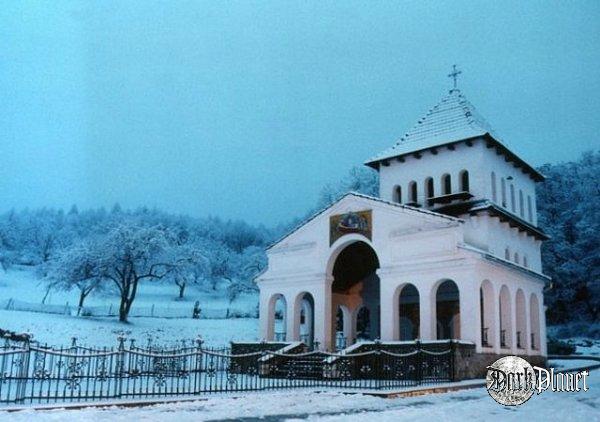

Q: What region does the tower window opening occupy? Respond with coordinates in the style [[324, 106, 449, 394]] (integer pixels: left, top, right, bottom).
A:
[[510, 184, 516, 212], [519, 190, 524, 217], [393, 186, 402, 203], [409, 181, 418, 203], [442, 174, 451, 195], [425, 177, 434, 203], [459, 170, 469, 192]]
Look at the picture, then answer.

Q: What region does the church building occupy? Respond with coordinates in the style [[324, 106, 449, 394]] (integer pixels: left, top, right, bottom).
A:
[[256, 74, 549, 364]]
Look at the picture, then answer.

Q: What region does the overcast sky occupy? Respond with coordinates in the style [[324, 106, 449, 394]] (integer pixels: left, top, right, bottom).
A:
[[1, 1, 599, 225]]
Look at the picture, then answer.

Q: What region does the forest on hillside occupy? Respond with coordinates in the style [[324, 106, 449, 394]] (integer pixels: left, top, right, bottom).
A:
[[0, 151, 597, 324]]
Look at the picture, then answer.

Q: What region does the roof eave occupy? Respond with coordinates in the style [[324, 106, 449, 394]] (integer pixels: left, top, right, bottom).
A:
[[364, 133, 545, 182], [470, 203, 550, 241]]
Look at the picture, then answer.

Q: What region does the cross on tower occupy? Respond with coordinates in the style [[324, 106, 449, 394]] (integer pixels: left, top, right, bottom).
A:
[[448, 64, 462, 91]]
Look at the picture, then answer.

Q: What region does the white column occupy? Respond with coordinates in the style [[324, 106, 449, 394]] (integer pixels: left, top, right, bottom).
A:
[[459, 280, 480, 345], [491, 290, 501, 354], [540, 301, 548, 356], [259, 291, 271, 341], [286, 295, 299, 342], [379, 276, 396, 341], [419, 282, 434, 341], [344, 308, 357, 346], [313, 277, 333, 350], [511, 290, 519, 355], [304, 299, 314, 344], [525, 294, 532, 355]]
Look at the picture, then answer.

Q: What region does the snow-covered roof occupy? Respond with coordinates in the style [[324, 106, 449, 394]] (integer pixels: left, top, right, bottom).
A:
[[365, 89, 544, 181], [367, 89, 491, 162]]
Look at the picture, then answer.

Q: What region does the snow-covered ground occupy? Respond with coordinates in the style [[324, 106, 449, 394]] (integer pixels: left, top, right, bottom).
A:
[[1, 267, 599, 419], [0, 309, 258, 348], [2, 370, 598, 421], [0, 267, 259, 347], [0, 266, 258, 316], [571, 339, 600, 357]]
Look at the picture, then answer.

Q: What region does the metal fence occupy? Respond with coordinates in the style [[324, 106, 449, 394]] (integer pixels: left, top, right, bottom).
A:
[[1, 299, 257, 319], [0, 338, 455, 406]]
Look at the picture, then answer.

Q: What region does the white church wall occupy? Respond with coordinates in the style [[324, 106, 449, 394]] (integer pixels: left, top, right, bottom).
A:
[[379, 140, 488, 206], [258, 194, 547, 356], [378, 139, 542, 270], [258, 194, 464, 349], [481, 216, 542, 272], [264, 195, 463, 284], [479, 144, 539, 226]]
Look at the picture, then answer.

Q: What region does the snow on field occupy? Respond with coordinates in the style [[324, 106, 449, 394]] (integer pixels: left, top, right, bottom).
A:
[[575, 340, 600, 357], [2, 370, 598, 421], [549, 359, 600, 370], [0, 309, 258, 348], [0, 267, 261, 348], [0, 266, 258, 316]]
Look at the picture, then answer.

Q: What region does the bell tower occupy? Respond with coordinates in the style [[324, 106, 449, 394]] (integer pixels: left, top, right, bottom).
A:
[[365, 69, 547, 272]]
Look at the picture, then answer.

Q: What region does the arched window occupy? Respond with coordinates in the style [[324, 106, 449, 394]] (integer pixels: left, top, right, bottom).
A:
[[491, 172, 497, 202], [425, 177, 434, 200], [514, 252, 519, 264], [435, 280, 460, 340], [510, 184, 516, 212], [398, 284, 420, 340], [393, 186, 402, 203], [408, 181, 418, 203], [527, 196, 533, 222], [519, 190, 524, 217], [269, 294, 287, 341], [501, 178, 507, 207], [459, 170, 469, 192], [442, 174, 451, 195], [523, 255, 528, 268], [504, 247, 510, 260], [480, 281, 495, 348]]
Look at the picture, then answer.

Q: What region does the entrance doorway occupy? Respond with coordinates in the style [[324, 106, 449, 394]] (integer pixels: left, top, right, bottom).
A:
[[330, 241, 380, 347]]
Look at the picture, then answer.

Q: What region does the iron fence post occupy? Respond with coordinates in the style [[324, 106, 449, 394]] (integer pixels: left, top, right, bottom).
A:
[[115, 336, 125, 400], [374, 339, 381, 390], [15, 335, 31, 404], [415, 340, 422, 385], [449, 340, 456, 382]]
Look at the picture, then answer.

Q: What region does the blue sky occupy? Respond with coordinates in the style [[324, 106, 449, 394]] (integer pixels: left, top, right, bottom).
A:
[[1, 1, 599, 225]]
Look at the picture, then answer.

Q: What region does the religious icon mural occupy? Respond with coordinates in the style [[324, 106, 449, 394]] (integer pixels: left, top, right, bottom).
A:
[[329, 210, 372, 245]]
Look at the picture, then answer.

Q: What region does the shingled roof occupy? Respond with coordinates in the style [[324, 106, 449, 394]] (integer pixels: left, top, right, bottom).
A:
[[365, 89, 544, 181]]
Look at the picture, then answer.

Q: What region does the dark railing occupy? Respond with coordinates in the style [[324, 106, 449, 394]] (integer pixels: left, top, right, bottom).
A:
[[0, 337, 455, 406], [500, 330, 507, 348], [481, 327, 489, 347]]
